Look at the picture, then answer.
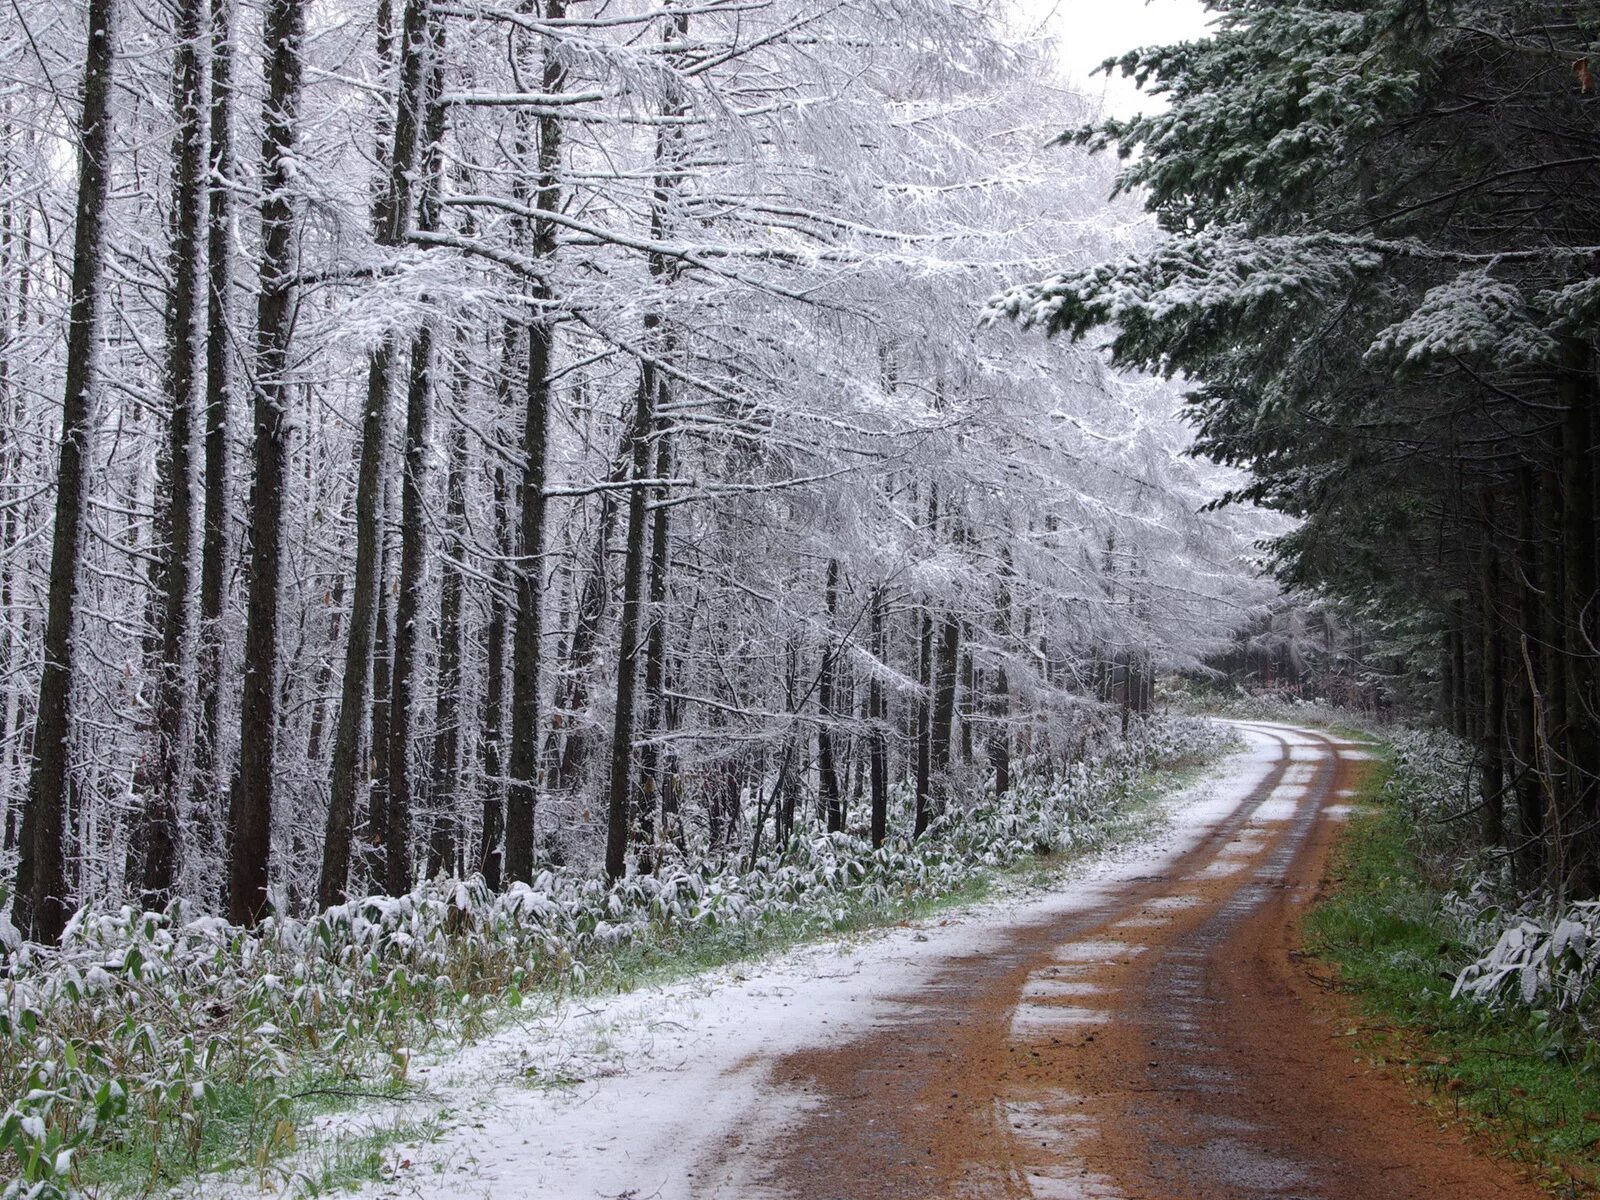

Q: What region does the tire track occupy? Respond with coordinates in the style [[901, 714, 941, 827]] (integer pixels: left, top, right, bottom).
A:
[[714, 723, 1543, 1200]]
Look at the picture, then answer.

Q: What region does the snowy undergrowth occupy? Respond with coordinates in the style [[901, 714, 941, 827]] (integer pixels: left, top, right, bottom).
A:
[[0, 716, 1229, 1199], [1367, 727, 1600, 1023], [1451, 905, 1600, 1016]]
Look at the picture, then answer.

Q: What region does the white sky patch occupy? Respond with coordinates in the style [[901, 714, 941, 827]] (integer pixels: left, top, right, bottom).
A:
[[1017, 0, 1215, 118]]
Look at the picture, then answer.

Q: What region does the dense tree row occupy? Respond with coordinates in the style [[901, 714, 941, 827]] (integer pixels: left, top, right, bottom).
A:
[[0, 0, 1266, 943], [1000, 0, 1600, 897]]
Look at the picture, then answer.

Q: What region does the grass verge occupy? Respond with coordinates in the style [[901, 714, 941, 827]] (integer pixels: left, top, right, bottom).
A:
[[1305, 752, 1600, 1198]]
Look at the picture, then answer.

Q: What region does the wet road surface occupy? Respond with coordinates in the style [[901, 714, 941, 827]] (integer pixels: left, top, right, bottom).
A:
[[716, 722, 1543, 1200]]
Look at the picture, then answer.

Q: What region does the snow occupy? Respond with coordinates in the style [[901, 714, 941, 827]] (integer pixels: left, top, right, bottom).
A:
[[181, 727, 1297, 1200]]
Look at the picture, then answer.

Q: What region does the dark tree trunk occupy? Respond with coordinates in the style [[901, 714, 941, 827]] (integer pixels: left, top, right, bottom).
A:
[[1561, 341, 1599, 894], [1480, 534, 1506, 853], [636, 412, 673, 874], [1443, 622, 1458, 739], [504, 0, 565, 884], [931, 613, 960, 806], [1513, 468, 1545, 885], [385, 326, 431, 896], [914, 606, 932, 838], [428, 414, 466, 878], [868, 586, 888, 848], [0, 161, 18, 859], [478, 474, 509, 888], [0, 128, 23, 859], [1541, 463, 1569, 897], [1450, 606, 1469, 741], [192, 0, 234, 881], [227, 0, 304, 927], [13, 0, 116, 944], [305, 565, 346, 768], [609, 5, 686, 880], [477, 339, 513, 888], [605, 361, 656, 881], [319, 0, 433, 909], [990, 549, 1013, 797], [958, 642, 974, 764], [384, 27, 447, 896], [142, 0, 209, 906], [504, 313, 551, 883], [776, 631, 801, 845], [818, 559, 843, 833], [989, 664, 1011, 797], [363, 522, 394, 892], [320, 338, 392, 901]]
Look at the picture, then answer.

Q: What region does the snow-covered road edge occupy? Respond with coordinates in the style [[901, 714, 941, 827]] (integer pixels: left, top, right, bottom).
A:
[[178, 730, 1281, 1200]]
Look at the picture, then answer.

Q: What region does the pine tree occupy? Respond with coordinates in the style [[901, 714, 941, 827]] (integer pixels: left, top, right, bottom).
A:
[[12, 0, 117, 944]]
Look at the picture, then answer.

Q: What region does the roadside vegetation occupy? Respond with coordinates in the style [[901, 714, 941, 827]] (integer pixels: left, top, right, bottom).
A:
[[1308, 733, 1600, 1197], [0, 717, 1228, 1199]]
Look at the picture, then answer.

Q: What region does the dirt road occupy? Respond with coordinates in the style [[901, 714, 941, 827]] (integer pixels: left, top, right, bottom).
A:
[[724, 721, 1542, 1200], [322, 722, 1544, 1200]]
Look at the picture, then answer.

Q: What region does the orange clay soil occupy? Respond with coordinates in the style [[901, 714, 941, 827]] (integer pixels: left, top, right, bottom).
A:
[[729, 725, 1548, 1200]]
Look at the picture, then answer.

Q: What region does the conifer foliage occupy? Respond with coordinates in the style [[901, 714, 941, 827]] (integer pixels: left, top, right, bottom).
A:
[[999, 0, 1600, 897]]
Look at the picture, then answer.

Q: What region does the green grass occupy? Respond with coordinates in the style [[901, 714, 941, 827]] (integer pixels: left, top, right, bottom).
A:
[[289, 1113, 447, 1197], [76, 1071, 419, 1197], [1306, 753, 1600, 1197]]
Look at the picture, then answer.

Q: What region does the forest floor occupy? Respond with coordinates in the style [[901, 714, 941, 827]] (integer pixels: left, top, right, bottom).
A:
[[173, 722, 1546, 1200]]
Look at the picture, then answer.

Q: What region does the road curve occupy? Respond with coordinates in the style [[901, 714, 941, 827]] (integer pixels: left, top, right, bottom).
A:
[[317, 723, 1546, 1200], [715, 721, 1543, 1200]]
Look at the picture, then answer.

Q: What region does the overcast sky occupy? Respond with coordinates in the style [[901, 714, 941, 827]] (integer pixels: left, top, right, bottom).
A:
[[1020, 0, 1214, 116]]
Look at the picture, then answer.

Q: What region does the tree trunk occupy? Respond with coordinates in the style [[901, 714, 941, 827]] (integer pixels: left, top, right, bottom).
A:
[[635, 412, 673, 874], [1541, 463, 1569, 898], [192, 0, 235, 888], [13, 0, 116, 943], [914, 606, 932, 838], [1513, 467, 1544, 886], [958, 641, 973, 764], [1480, 537, 1505, 853], [305, 568, 346, 767], [428, 413, 465, 878], [385, 327, 430, 896], [477, 336, 514, 888], [605, 361, 656, 881], [605, 2, 686, 880], [504, 0, 565, 884], [363, 525, 394, 892], [384, 22, 447, 897], [227, 0, 304, 927], [142, 0, 209, 906], [931, 613, 960, 807], [818, 559, 842, 833], [319, 0, 433, 909], [868, 585, 888, 848], [990, 549, 1013, 797], [0, 144, 19, 857], [1561, 339, 1599, 895], [1450, 606, 1469, 741]]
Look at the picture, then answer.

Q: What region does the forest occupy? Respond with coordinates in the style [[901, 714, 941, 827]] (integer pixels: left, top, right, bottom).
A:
[[0, 0, 1266, 941], [998, 0, 1600, 901], [9, 0, 1600, 1196]]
